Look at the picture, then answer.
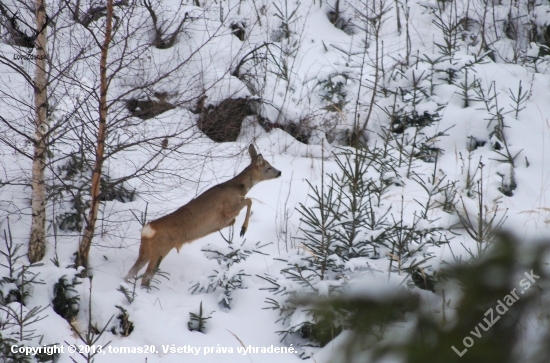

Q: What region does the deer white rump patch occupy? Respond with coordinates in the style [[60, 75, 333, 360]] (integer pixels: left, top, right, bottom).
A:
[[141, 224, 156, 238]]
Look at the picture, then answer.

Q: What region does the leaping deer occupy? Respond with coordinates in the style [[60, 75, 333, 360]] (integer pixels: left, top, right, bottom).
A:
[[126, 144, 281, 286]]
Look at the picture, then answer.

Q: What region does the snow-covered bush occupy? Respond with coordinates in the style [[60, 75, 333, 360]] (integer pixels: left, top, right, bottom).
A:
[[298, 233, 550, 363], [190, 241, 270, 308], [111, 306, 134, 337], [53, 155, 135, 232], [0, 223, 48, 362], [260, 144, 448, 355], [52, 275, 81, 324]]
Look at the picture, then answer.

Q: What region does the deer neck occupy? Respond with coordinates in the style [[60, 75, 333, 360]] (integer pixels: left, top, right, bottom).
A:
[[232, 165, 256, 193]]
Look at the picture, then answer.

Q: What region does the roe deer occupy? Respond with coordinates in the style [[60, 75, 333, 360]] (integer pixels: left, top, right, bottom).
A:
[[126, 144, 281, 286]]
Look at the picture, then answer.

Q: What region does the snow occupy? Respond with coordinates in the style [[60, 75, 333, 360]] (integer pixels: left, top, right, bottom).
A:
[[1, 0, 550, 361]]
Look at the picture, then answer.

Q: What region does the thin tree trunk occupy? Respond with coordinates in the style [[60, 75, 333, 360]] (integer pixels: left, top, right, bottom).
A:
[[29, 0, 48, 263], [76, 0, 113, 269], [359, 0, 381, 138]]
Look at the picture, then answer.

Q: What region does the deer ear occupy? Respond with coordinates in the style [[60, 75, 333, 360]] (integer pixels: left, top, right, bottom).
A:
[[255, 154, 264, 166], [249, 144, 258, 159]]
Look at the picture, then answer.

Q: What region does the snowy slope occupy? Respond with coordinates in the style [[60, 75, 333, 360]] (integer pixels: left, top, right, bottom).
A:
[[1, 0, 550, 362]]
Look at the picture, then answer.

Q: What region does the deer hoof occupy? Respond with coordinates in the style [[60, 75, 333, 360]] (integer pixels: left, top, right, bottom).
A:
[[240, 227, 246, 237]]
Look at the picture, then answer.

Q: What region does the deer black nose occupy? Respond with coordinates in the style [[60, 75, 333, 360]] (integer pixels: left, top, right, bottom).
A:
[[277, 171, 282, 177]]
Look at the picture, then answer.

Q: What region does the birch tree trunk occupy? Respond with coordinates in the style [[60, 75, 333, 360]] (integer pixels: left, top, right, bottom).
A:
[[28, 0, 49, 263], [75, 0, 113, 269]]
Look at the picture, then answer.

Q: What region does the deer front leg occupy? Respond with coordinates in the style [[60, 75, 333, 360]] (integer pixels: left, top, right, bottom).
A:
[[240, 198, 252, 237]]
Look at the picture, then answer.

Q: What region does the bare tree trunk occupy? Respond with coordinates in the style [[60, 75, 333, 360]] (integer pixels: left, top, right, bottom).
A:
[[359, 0, 382, 139], [76, 0, 113, 269], [29, 0, 48, 263]]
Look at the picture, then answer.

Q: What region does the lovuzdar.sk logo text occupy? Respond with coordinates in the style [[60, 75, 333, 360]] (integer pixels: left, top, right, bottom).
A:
[[13, 54, 47, 61]]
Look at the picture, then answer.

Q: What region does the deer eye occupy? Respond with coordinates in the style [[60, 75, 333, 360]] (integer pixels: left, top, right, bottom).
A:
[[268, 167, 272, 171]]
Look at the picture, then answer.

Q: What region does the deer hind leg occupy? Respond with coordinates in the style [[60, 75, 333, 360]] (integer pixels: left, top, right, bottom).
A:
[[125, 238, 151, 281], [141, 240, 174, 287], [240, 198, 252, 237], [142, 252, 162, 287]]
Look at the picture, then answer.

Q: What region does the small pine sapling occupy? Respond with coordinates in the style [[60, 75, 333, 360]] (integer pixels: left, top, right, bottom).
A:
[[188, 302, 211, 333], [64, 277, 113, 363], [420, 54, 446, 96], [1, 222, 26, 305], [189, 241, 269, 308], [52, 275, 81, 324], [147, 259, 171, 291], [316, 72, 350, 112], [296, 177, 344, 281], [432, 5, 463, 83], [475, 81, 522, 196], [436, 180, 459, 213], [331, 146, 379, 259], [455, 68, 479, 108], [117, 275, 140, 303], [111, 306, 134, 337], [0, 221, 48, 344], [385, 196, 441, 277], [454, 175, 509, 258]]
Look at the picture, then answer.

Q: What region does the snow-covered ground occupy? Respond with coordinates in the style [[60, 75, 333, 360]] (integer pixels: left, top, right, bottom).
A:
[[1, 0, 550, 362]]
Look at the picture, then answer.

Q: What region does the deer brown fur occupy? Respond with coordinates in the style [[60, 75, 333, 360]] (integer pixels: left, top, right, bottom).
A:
[[126, 144, 281, 286]]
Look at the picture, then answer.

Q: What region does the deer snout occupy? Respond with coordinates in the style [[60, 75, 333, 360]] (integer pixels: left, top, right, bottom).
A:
[[277, 171, 282, 177]]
